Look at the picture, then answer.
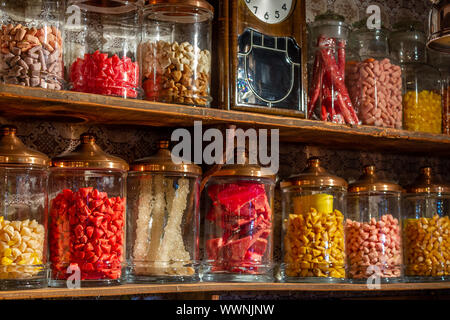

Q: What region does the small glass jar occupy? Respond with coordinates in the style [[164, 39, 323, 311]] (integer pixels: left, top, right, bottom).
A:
[[403, 167, 450, 281], [280, 157, 347, 282], [347, 23, 403, 129], [346, 165, 404, 283], [0, 125, 49, 290], [307, 11, 359, 125], [0, 0, 64, 89], [202, 151, 275, 282], [65, 0, 140, 98], [48, 133, 128, 287], [140, 0, 213, 106], [127, 140, 202, 283], [390, 21, 443, 134]]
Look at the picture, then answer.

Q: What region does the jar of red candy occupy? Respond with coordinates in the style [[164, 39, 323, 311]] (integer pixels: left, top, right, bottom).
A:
[[65, 0, 140, 98], [0, 0, 65, 89], [347, 23, 403, 129], [140, 0, 213, 106], [0, 126, 49, 290], [202, 151, 275, 282], [281, 157, 347, 282], [127, 140, 202, 283], [48, 133, 128, 287], [307, 11, 359, 125], [346, 165, 404, 282]]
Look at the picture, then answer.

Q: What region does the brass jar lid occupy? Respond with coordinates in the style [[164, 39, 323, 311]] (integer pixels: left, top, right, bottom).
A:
[[280, 157, 347, 190], [348, 165, 404, 193], [146, 0, 214, 13], [52, 133, 129, 171], [406, 167, 450, 194], [0, 125, 49, 168], [131, 140, 202, 175]]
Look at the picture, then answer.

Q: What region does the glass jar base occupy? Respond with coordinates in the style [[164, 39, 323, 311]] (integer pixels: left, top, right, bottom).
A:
[[404, 275, 450, 283], [48, 278, 121, 288], [281, 276, 346, 283], [0, 278, 47, 290], [201, 273, 273, 283], [348, 277, 403, 284], [128, 274, 199, 284]]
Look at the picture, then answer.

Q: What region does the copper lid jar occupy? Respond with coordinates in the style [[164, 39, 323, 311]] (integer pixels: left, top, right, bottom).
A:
[[0, 125, 49, 290], [346, 165, 403, 282], [48, 133, 128, 287], [202, 150, 276, 282], [403, 167, 450, 281], [140, 0, 213, 106], [280, 157, 347, 282], [127, 140, 202, 283]]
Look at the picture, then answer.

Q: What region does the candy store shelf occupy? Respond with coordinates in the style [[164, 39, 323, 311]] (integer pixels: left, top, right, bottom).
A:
[[0, 282, 449, 300], [1, 84, 450, 155]]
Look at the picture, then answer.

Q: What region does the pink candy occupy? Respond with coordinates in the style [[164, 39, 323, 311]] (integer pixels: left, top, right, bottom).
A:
[[345, 214, 402, 279]]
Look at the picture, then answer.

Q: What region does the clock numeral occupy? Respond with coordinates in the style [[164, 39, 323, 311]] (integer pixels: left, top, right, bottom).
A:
[[253, 6, 258, 14], [282, 3, 288, 10], [275, 10, 280, 19], [264, 12, 269, 20]]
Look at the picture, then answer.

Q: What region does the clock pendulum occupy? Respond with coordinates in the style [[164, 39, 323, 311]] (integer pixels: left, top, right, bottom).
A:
[[214, 0, 307, 117]]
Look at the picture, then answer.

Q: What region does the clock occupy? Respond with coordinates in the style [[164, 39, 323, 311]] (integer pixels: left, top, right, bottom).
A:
[[212, 0, 307, 117]]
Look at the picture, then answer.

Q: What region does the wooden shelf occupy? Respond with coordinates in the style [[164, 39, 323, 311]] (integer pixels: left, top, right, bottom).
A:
[[0, 282, 449, 300], [1, 84, 450, 155]]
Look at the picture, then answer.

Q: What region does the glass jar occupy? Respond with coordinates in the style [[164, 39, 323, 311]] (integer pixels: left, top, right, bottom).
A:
[[347, 24, 403, 129], [140, 0, 213, 106], [346, 165, 404, 283], [65, 0, 140, 98], [0, 125, 49, 290], [307, 11, 359, 125], [127, 140, 202, 283], [202, 152, 275, 282], [403, 167, 450, 281], [390, 21, 443, 134], [280, 157, 347, 282], [0, 0, 64, 89], [48, 133, 128, 287]]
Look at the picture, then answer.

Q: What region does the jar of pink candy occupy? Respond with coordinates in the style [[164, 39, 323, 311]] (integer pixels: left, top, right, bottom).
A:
[[346, 165, 404, 283]]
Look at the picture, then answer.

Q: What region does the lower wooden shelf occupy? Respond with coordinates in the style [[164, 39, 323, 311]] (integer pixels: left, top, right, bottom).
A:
[[0, 282, 449, 300]]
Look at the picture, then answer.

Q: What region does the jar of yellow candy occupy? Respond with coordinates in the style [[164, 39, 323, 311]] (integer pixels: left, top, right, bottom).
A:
[[403, 167, 450, 281], [390, 20, 443, 134], [280, 157, 347, 282]]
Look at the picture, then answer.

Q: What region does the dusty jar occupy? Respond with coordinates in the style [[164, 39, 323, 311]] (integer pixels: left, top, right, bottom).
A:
[[48, 133, 128, 287], [281, 157, 347, 282], [0, 125, 49, 290], [346, 165, 404, 282], [127, 140, 202, 283]]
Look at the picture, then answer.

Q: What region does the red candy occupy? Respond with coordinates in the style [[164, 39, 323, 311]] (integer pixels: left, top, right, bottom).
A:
[[49, 187, 125, 281], [70, 50, 139, 98], [206, 182, 272, 274]]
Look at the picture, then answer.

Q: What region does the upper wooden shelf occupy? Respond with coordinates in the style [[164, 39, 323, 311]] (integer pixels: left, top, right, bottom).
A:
[[1, 282, 449, 300], [1, 84, 450, 155]]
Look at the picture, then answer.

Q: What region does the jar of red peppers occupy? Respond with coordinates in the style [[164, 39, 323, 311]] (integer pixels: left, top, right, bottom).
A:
[[0, 0, 64, 89], [127, 140, 202, 283], [307, 11, 360, 125], [202, 151, 275, 282], [347, 24, 403, 129], [281, 157, 347, 282], [140, 0, 213, 106], [65, 0, 140, 98], [48, 133, 128, 287], [0, 126, 49, 290], [346, 165, 404, 282]]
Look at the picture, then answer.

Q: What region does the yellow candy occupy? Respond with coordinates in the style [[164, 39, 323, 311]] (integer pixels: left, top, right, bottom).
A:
[[3, 248, 11, 257], [1, 257, 12, 266], [403, 90, 442, 134]]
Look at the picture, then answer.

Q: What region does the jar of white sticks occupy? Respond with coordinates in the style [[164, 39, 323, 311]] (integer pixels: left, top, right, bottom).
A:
[[126, 140, 202, 283]]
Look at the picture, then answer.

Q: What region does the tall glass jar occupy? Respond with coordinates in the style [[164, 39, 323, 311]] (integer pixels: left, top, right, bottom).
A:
[[390, 21, 443, 134], [140, 0, 213, 106], [48, 133, 128, 288], [280, 157, 347, 282], [403, 167, 450, 281], [0, 0, 64, 89], [0, 125, 49, 290], [346, 165, 404, 283], [202, 152, 275, 282], [307, 11, 359, 125], [347, 24, 403, 129], [65, 0, 140, 98], [127, 140, 202, 283]]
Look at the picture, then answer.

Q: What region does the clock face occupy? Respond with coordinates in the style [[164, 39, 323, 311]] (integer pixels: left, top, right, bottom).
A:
[[244, 0, 294, 24]]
